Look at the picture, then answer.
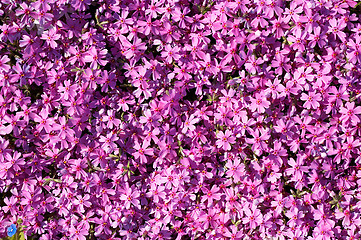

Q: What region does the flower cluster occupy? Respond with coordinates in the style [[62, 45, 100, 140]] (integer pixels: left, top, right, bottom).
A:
[[1, 0, 361, 239]]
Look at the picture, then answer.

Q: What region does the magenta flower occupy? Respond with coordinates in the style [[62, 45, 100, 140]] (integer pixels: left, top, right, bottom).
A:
[[313, 205, 335, 228], [122, 36, 147, 59], [201, 185, 221, 207], [120, 183, 140, 210], [300, 91, 322, 109], [84, 47, 108, 69], [132, 140, 153, 164], [242, 204, 263, 229], [225, 157, 245, 182], [249, 93, 270, 113], [244, 55, 263, 74], [69, 224, 88, 240], [313, 224, 334, 240], [1, 0, 361, 239], [30, 109, 54, 133], [0, 55, 10, 72], [245, 129, 270, 155], [40, 28, 61, 48], [340, 102, 361, 124], [181, 115, 199, 134], [99, 132, 119, 153], [216, 129, 236, 151], [285, 156, 308, 181], [161, 44, 181, 63]]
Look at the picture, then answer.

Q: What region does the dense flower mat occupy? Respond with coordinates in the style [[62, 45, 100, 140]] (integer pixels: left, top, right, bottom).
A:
[[1, 0, 361, 239]]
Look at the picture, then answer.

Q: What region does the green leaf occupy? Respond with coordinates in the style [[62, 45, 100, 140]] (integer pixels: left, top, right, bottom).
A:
[[234, 219, 242, 226], [19, 231, 26, 240]]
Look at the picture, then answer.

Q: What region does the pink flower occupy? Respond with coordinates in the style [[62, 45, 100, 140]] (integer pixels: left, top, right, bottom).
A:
[[201, 186, 221, 207], [30, 109, 54, 133], [40, 28, 60, 48], [313, 205, 335, 228], [249, 93, 270, 113], [119, 183, 140, 209], [181, 115, 199, 134], [313, 224, 334, 240], [172, 7, 192, 29], [245, 129, 270, 155], [285, 156, 308, 181], [328, 18, 347, 42], [243, 204, 263, 229], [84, 47, 108, 69], [99, 132, 119, 153], [0, 55, 10, 72], [216, 129, 236, 151], [132, 140, 153, 164], [340, 102, 361, 124], [225, 157, 245, 182], [122, 36, 147, 59], [161, 44, 181, 63], [300, 91, 322, 109], [244, 55, 263, 74]]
